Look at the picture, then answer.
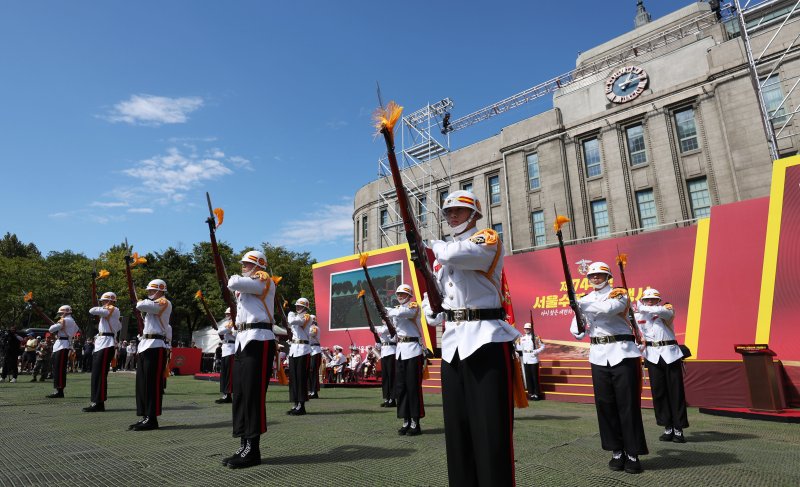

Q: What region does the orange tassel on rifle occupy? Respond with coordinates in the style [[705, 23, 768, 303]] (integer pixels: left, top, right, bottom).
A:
[[23, 291, 33, 302], [422, 362, 431, 380], [213, 208, 224, 228], [111, 355, 117, 370], [359, 252, 368, 267], [277, 363, 289, 385], [373, 101, 403, 134], [512, 355, 529, 409], [616, 253, 628, 267], [553, 215, 570, 233], [194, 290, 203, 300], [98, 269, 110, 279]]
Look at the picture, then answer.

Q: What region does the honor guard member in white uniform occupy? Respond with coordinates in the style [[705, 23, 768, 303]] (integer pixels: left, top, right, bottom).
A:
[[216, 308, 236, 404], [390, 284, 425, 436], [570, 262, 648, 474], [47, 305, 79, 398], [307, 319, 322, 399], [286, 298, 314, 416], [422, 190, 520, 487], [130, 279, 172, 431], [84, 292, 122, 412], [375, 320, 397, 407], [222, 250, 277, 469], [635, 288, 688, 443], [518, 323, 545, 400]]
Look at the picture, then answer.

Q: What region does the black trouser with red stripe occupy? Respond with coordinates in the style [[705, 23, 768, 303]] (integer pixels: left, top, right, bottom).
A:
[[232, 340, 275, 439], [52, 349, 69, 391], [307, 353, 321, 394], [289, 354, 310, 404], [90, 346, 114, 404], [591, 357, 649, 455], [523, 362, 541, 397], [220, 354, 234, 396], [381, 355, 396, 401], [136, 347, 166, 418], [646, 357, 689, 429], [442, 342, 515, 487], [395, 354, 424, 420]]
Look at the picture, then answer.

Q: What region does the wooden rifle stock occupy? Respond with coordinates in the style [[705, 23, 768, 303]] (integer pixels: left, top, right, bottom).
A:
[[123, 243, 145, 335], [196, 291, 219, 330], [555, 227, 587, 334], [379, 118, 443, 315], [205, 192, 238, 327], [91, 267, 100, 326], [359, 259, 396, 337], [358, 293, 381, 343], [615, 252, 644, 345]]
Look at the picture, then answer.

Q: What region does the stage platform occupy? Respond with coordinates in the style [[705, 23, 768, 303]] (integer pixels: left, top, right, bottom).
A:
[[699, 407, 800, 423]]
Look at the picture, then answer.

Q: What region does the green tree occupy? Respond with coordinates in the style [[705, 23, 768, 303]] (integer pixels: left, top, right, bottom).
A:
[[0, 232, 41, 259]]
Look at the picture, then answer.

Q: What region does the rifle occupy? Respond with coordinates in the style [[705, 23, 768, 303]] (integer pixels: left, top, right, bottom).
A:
[[374, 101, 443, 314], [552, 214, 587, 334], [22, 291, 55, 326], [123, 239, 146, 335], [615, 249, 644, 346], [194, 290, 219, 330], [357, 289, 381, 344], [529, 309, 540, 349], [266, 266, 289, 326], [205, 192, 238, 327], [357, 252, 396, 337]]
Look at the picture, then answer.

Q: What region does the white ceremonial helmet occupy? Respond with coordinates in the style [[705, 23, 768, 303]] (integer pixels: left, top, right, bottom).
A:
[[523, 323, 532, 330], [642, 288, 662, 301], [57, 305, 72, 314], [586, 262, 613, 277], [395, 284, 413, 296], [295, 297, 310, 309], [441, 190, 483, 235], [100, 292, 117, 302], [240, 250, 267, 269], [334, 345, 343, 351], [146, 279, 168, 293]]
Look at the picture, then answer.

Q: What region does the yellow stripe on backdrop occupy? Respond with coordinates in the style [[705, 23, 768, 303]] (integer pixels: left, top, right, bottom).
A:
[[755, 155, 800, 344], [684, 218, 711, 360]]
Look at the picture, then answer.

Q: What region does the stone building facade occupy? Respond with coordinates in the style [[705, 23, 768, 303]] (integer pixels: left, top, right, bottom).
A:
[[354, 1, 800, 254]]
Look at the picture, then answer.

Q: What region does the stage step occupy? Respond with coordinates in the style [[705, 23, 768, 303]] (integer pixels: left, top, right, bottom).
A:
[[535, 359, 654, 408], [422, 358, 442, 393]]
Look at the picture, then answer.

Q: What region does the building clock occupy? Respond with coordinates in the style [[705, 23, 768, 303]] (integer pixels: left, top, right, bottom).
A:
[[605, 66, 649, 104]]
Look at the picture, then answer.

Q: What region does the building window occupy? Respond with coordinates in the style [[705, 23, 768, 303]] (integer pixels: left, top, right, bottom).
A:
[[526, 153, 541, 190], [380, 208, 389, 228], [362, 215, 368, 241], [461, 181, 473, 192], [688, 177, 711, 219], [418, 196, 428, 225], [492, 223, 503, 242], [635, 189, 657, 229], [762, 75, 789, 126], [582, 138, 602, 177], [626, 124, 647, 166], [675, 107, 699, 153], [488, 175, 501, 205], [591, 199, 610, 237], [439, 189, 448, 210], [531, 210, 546, 247]]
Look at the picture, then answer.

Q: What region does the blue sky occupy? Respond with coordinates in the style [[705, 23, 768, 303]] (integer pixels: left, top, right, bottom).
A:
[[0, 0, 694, 262]]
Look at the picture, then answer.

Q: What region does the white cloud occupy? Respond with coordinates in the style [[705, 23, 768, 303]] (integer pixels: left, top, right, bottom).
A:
[[326, 119, 348, 130], [104, 94, 204, 126], [90, 201, 129, 208], [275, 200, 353, 246], [122, 147, 232, 203], [127, 208, 154, 214], [48, 212, 71, 219], [228, 155, 253, 171]]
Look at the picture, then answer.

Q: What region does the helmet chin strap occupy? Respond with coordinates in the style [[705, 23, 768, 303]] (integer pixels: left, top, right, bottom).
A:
[[592, 279, 609, 291], [452, 210, 478, 236]]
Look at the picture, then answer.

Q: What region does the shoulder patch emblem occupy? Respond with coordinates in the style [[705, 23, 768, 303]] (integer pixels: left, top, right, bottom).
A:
[[408, 302, 419, 308], [609, 288, 628, 299], [469, 229, 499, 245]]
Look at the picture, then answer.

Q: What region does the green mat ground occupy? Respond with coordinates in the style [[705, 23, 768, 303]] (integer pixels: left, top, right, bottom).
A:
[[0, 372, 798, 486]]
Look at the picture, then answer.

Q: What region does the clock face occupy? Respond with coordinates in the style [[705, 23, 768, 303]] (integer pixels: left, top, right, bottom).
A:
[[605, 66, 649, 104]]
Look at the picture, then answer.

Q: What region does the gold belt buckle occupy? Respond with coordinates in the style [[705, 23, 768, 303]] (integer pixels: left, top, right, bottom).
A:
[[596, 336, 610, 344], [452, 309, 467, 322]]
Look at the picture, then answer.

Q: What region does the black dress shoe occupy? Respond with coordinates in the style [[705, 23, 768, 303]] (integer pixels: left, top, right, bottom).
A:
[[133, 417, 159, 431], [82, 403, 105, 412], [659, 431, 674, 442], [286, 408, 298, 415], [128, 417, 146, 430], [227, 439, 261, 469], [387, 400, 396, 407], [215, 396, 232, 404], [30, 377, 38, 382], [380, 401, 388, 407], [406, 425, 422, 436], [672, 430, 686, 443], [294, 406, 307, 416], [397, 425, 410, 436], [608, 453, 625, 471], [46, 392, 64, 398], [624, 455, 643, 474]]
